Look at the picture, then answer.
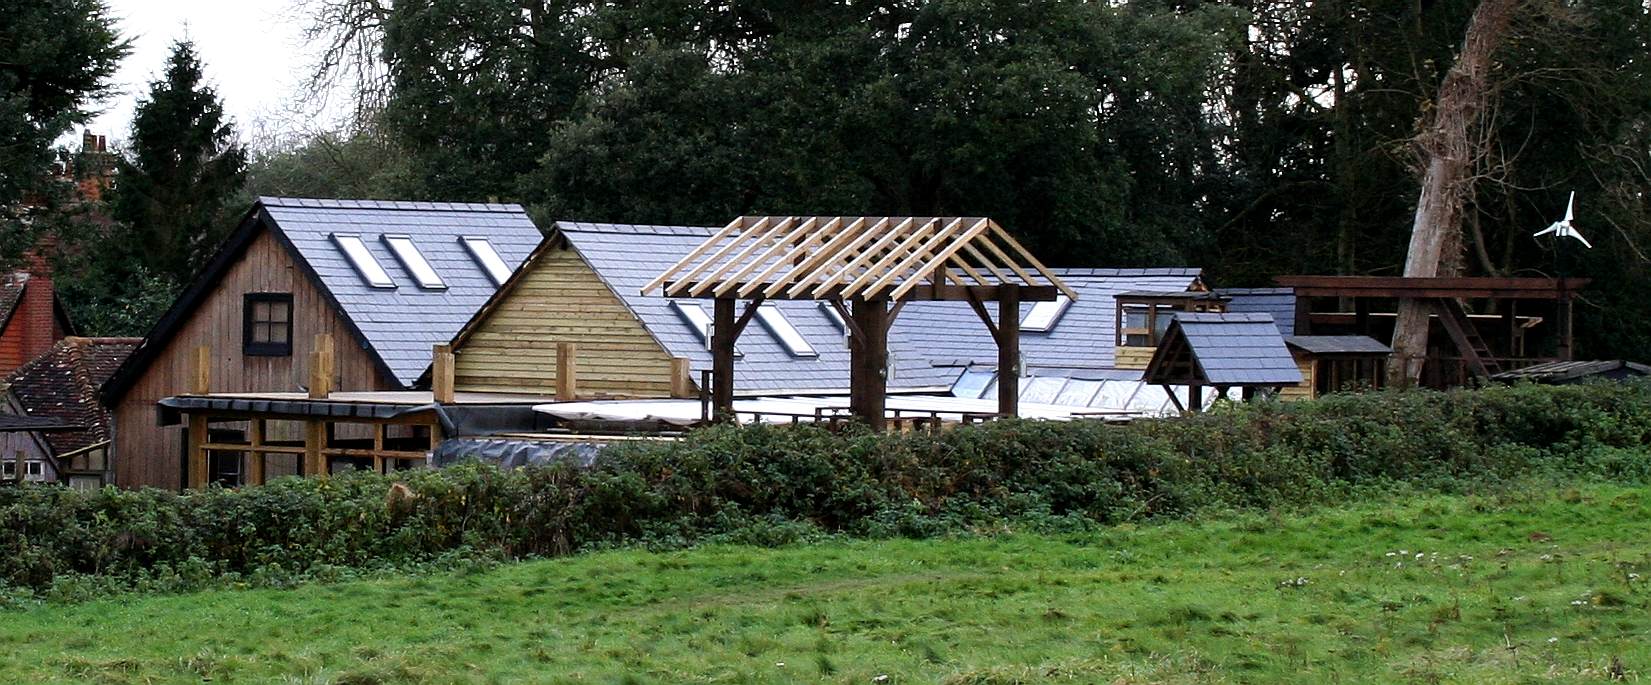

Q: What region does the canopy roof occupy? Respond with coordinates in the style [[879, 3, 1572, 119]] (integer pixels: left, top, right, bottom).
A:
[[1145, 313, 1304, 387], [643, 216, 1076, 302]]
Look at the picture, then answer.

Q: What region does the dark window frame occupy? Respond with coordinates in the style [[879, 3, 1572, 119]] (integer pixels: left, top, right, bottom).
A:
[[243, 293, 294, 356]]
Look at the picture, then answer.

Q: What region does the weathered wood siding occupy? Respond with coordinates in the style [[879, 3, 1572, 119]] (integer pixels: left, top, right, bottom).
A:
[[112, 230, 392, 489], [1114, 346, 1155, 370], [455, 246, 677, 397], [1281, 354, 1316, 401]]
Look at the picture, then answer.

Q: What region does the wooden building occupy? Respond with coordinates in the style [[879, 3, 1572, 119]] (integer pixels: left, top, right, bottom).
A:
[[99, 197, 540, 489], [1143, 313, 1305, 409]]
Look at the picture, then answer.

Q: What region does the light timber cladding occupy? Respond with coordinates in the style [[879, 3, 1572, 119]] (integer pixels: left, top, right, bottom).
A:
[[454, 246, 679, 397], [112, 231, 391, 489]]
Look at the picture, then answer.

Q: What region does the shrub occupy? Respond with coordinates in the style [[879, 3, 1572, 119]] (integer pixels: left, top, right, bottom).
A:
[[2, 381, 1649, 595]]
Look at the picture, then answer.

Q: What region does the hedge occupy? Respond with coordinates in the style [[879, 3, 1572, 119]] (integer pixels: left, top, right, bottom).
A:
[[2, 381, 1650, 596]]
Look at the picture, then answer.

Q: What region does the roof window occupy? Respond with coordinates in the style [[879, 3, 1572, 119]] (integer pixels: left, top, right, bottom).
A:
[[672, 301, 741, 356], [757, 304, 817, 358], [332, 234, 395, 288], [383, 235, 446, 290], [1021, 294, 1072, 332], [462, 236, 513, 286]]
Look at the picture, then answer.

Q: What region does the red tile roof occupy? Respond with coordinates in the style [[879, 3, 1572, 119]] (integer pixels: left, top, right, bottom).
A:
[[0, 273, 25, 330], [3, 337, 139, 454]]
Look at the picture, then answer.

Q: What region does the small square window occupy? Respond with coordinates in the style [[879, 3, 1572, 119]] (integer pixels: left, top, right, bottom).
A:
[[244, 293, 294, 356], [25, 461, 43, 477]]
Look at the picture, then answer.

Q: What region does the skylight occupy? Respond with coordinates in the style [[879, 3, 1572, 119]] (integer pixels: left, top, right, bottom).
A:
[[1021, 294, 1072, 332], [819, 301, 846, 331], [462, 236, 513, 286], [383, 235, 446, 290], [672, 301, 741, 356], [757, 304, 817, 357], [332, 234, 395, 288]]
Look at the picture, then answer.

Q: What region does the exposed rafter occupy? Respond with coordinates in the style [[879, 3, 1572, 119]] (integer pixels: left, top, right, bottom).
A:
[[645, 216, 1077, 302]]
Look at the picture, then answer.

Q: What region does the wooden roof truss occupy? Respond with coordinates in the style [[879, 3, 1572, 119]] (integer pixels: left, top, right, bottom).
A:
[[644, 216, 1077, 302]]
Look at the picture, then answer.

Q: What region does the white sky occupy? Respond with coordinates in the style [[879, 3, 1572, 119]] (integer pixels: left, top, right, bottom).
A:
[[78, 0, 334, 148]]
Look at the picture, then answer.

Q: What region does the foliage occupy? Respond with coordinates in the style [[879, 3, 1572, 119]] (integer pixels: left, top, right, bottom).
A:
[[106, 40, 249, 286], [2, 382, 1649, 595], [5, 485, 1651, 682], [0, 0, 125, 263], [245, 122, 413, 200]]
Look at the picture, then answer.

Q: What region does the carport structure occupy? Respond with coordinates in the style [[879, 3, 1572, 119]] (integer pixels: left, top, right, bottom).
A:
[[643, 216, 1075, 430]]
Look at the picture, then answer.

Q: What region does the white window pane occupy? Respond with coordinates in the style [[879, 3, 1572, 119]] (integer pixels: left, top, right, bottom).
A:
[[672, 301, 714, 346], [757, 304, 817, 357], [462, 237, 514, 286], [333, 234, 395, 288], [384, 236, 446, 289], [1021, 295, 1072, 332]]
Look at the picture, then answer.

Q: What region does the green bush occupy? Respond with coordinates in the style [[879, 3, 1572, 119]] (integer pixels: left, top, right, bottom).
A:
[[2, 382, 1649, 595]]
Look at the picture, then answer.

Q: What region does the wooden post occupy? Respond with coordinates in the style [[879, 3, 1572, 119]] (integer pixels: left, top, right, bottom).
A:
[[187, 414, 208, 489], [428, 419, 444, 467], [190, 346, 211, 395], [373, 423, 386, 474], [309, 333, 334, 399], [670, 357, 693, 398], [1189, 384, 1204, 412], [711, 298, 737, 420], [556, 342, 578, 401], [432, 344, 456, 403], [1557, 286, 1574, 361], [303, 419, 326, 477], [247, 419, 266, 486], [997, 284, 1021, 418], [849, 298, 889, 431]]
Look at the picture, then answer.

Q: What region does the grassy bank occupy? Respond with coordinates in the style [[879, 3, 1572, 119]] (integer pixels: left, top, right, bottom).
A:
[[4, 482, 1650, 683]]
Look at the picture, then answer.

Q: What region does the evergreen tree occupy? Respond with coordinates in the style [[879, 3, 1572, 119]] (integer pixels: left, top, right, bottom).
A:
[[110, 40, 248, 284], [0, 0, 125, 261]]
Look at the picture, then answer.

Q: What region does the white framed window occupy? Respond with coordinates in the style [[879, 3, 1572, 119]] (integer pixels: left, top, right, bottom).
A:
[[383, 236, 446, 290], [462, 237, 513, 286], [333, 234, 395, 288], [25, 461, 44, 478], [671, 301, 741, 356], [1021, 295, 1072, 332], [757, 304, 817, 357], [1, 460, 13, 478], [819, 302, 846, 330]]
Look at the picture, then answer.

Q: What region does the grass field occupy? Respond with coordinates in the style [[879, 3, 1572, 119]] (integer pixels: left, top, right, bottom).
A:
[[4, 484, 1651, 684]]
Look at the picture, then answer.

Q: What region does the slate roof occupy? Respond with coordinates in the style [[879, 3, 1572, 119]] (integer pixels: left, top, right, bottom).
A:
[[1158, 313, 1303, 386], [891, 268, 1205, 370], [263, 197, 542, 386], [1218, 287, 1297, 336], [1285, 335, 1390, 356], [3, 337, 138, 453], [554, 222, 957, 393], [1493, 359, 1651, 384]]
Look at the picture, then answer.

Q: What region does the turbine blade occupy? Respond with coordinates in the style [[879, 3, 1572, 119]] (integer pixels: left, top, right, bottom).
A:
[[1571, 230, 1592, 249], [1534, 223, 1559, 237], [1565, 191, 1575, 221]]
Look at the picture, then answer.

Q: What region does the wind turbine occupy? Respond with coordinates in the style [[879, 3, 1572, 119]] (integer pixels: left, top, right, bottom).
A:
[[1533, 191, 1592, 249]]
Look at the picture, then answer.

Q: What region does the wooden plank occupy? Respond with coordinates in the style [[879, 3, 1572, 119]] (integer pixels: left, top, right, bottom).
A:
[[987, 221, 1079, 301], [191, 346, 211, 394], [556, 342, 577, 400], [661, 218, 765, 297], [838, 218, 941, 299], [303, 419, 326, 477], [886, 219, 996, 301], [959, 241, 1013, 283], [432, 344, 455, 403], [670, 357, 693, 398], [796, 218, 915, 298], [740, 217, 842, 298], [642, 217, 743, 295], [776, 217, 886, 298], [852, 218, 967, 299], [714, 217, 817, 296], [308, 333, 335, 399], [687, 217, 790, 297]]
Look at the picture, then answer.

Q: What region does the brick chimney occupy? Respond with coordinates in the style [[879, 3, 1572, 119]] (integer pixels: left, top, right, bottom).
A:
[[17, 242, 59, 365]]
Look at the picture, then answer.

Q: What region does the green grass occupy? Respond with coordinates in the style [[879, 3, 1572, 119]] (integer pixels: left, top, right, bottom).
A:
[[5, 484, 1651, 684]]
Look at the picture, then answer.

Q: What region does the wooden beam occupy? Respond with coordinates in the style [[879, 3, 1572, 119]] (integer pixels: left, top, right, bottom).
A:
[[303, 419, 326, 477], [672, 283, 1059, 303], [960, 241, 1014, 283], [643, 217, 743, 295], [686, 217, 787, 297], [556, 342, 578, 401], [775, 217, 885, 298], [997, 284, 1021, 418], [964, 288, 1000, 341], [711, 298, 738, 421], [739, 217, 841, 298], [372, 423, 386, 474], [1274, 275, 1590, 300], [839, 218, 945, 300], [190, 346, 211, 395], [849, 299, 889, 431], [987, 220, 1079, 301], [826, 298, 865, 346], [885, 219, 996, 302], [670, 357, 693, 398], [186, 414, 208, 489], [799, 217, 916, 298], [432, 344, 455, 403], [308, 333, 334, 400], [247, 419, 266, 486], [715, 217, 817, 297]]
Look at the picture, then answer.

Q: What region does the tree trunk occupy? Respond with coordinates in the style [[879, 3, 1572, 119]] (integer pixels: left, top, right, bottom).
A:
[[1388, 0, 1520, 386]]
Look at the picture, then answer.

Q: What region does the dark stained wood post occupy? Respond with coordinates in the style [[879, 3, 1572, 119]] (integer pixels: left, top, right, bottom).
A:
[[1557, 279, 1574, 361], [711, 297, 737, 421], [997, 284, 1020, 417], [1189, 384, 1204, 412], [849, 298, 889, 431]]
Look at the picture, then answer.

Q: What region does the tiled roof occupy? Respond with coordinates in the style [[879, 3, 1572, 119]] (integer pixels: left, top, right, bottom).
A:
[[1165, 313, 1302, 385], [890, 268, 1204, 370], [0, 273, 24, 330], [0, 413, 78, 432], [1285, 335, 1390, 355], [555, 222, 957, 393], [3, 337, 139, 453], [262, 197, 543, 387], [1218, 287, 1297, 336]]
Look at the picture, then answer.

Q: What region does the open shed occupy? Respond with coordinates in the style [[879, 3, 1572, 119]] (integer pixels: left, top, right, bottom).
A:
[[1144, 313, 1303, 410]]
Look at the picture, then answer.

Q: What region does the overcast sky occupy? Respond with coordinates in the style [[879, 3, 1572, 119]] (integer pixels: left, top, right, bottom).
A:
[[80, 0, 330, 147]]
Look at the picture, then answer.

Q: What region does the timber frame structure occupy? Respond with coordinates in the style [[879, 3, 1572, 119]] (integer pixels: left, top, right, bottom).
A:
[[1275, 276, 1589, 384], [643, 216, 1075, 430]]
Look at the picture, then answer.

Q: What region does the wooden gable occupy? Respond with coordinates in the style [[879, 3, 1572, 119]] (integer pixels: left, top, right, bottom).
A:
[[453, 237, 680, 398]]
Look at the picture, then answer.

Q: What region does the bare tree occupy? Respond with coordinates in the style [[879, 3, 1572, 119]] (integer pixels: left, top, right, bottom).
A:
[[292, 0, 392, 127], [1388, 0, 1522, 385]]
